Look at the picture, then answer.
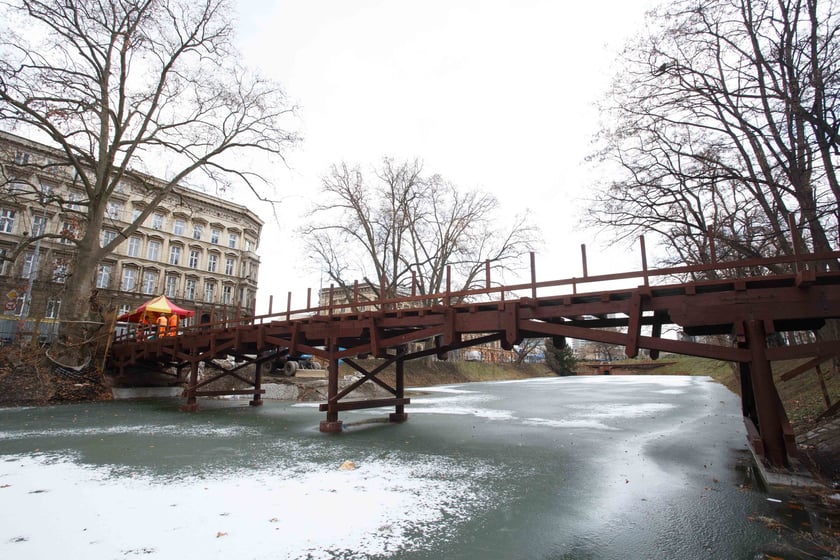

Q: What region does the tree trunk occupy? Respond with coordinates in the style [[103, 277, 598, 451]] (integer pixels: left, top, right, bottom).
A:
[[56, 228, 103, 368]]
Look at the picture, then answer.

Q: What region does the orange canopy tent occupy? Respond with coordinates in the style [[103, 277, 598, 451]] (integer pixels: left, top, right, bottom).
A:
[[116, 294, 195, 323]]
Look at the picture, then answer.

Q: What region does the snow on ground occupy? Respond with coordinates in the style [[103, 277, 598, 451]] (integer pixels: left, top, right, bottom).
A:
[[0, 451, 504, 560]]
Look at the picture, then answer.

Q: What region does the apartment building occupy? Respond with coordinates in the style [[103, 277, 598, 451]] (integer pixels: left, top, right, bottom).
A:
[[0, 131, 262, 340]]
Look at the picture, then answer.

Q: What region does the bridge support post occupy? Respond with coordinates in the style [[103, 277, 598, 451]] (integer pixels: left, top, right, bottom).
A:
[[180, 359, 200, 412], [320, 340, 343, 433], [741, 320, 793, 468], [250, 357, 264, 407], [389, 350, 408, 423]]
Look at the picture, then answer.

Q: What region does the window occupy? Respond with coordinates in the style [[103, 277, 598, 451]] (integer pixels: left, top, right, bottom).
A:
[[22, 251, 37, 279], [192, 224, 203, 240], [101, 229, 117, 247], [96, 264, 111, 289], [225, 257, 234, 276], [203, 281, 216, 303], [222, 285, 233, 305], [228, 233, 238, 249], [59, 221, 77, 244], [207, 253, 217, 273], [32, 214, 47, 236], [1, 208, 16, 233], [132, 209, 142, 222], [39, 182, 55, 204], [115, 305, 131, 338], [121, 268, 137, 291], [188, 249, 200, 269], [169, 245, 181, 265], [14, 295, 28, 317], [52, 260, 69, 283], [147, 240, 161, 261], [151, 212, 164, 230], [142, 270, 157, 295], [14, 151, 30, 165], [210, 229, 220, 244], [185, 278, 196, 300], [165, 275, 178, 298], [173, 219, 185, 236], [0, 248, 8, 276], [106, 200, 123, 220], [8, 180, 27, 193], [45, 298, 61, 319], [245, 239, 253, 252], [66, 191, 81, 211], [127, 236, 141, 257]]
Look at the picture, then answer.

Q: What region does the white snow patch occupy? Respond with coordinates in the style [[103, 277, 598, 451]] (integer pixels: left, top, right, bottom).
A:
[[0, 452, 504, 560], [521, 417, 618, 431]]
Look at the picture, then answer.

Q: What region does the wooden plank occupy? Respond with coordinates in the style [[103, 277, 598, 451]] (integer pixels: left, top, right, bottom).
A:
[[194, 389, 266, 397], [319, 397, 410, 412]]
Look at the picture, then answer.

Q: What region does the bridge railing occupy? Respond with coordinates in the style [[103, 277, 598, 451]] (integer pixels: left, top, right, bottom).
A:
[[110, 227, 840, 344], [251, 230, 840, 326]]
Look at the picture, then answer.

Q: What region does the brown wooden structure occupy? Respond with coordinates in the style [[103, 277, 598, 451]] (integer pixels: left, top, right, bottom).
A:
[[108, 235, 840, 468]]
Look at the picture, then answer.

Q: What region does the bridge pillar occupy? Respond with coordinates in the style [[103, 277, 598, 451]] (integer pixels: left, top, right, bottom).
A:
[[389, 352, 408, 423], [741, 320, 792, 467], [320, 341, 343, 433], [249, 357, 264, 407], [180, 359, 200, 412]]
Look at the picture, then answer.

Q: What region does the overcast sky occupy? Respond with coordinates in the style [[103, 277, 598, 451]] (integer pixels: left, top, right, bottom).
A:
[[232, 0, 658, 313]]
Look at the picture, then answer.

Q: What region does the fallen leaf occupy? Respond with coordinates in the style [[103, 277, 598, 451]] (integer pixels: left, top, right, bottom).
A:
[[216, 532, 228, 538]]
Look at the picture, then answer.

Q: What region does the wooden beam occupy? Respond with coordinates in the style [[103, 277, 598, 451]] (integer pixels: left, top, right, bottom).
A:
[[319, 397, 411, 412]]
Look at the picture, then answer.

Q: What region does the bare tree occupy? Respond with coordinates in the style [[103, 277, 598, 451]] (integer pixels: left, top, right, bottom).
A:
[[304, 159, 538, 307], [513, 338, 543, 365], [0, 0, 298, 362], [588, 0, 840, 275]]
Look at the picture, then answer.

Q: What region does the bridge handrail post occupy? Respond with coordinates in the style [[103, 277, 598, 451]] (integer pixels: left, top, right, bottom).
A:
[[639, 236, 649, 287], [580, 244, 588, 278], [446, 266, 452, 306], [530, 252, 537, 299], [788, 214, 802, 273], [706, 226, 717, 268]]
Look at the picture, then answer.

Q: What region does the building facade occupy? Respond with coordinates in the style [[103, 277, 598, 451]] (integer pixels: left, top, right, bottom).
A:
[[0, 132, 263, 340]]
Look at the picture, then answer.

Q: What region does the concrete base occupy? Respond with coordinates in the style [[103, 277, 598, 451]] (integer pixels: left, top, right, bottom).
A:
[[296, 369, 327, 379], [747, 444, 825, 489], [319, 420, 344, 433], [249, 399, 264, 407], [112, 387, 183, 399], [389, 412, 408, 423]]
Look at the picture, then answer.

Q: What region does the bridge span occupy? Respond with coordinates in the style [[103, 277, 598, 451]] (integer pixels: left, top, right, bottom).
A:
[[108, 237, 840, 468]]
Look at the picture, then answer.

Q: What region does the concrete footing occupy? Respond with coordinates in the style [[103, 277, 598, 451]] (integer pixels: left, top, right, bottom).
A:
[[389, 412, 408, 423], [319, 420, 344, 433]]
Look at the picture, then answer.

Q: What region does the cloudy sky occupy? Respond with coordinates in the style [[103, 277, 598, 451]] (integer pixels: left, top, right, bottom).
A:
[[231, 0, 658, 312]]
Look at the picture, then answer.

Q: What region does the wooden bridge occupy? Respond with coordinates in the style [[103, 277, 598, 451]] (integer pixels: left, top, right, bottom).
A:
[[108, 235, 840, 468]]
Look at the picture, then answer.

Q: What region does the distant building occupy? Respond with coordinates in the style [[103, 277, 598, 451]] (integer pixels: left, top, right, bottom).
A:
[[0, 132, 262, 340], [317, 281, 415, 313]]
